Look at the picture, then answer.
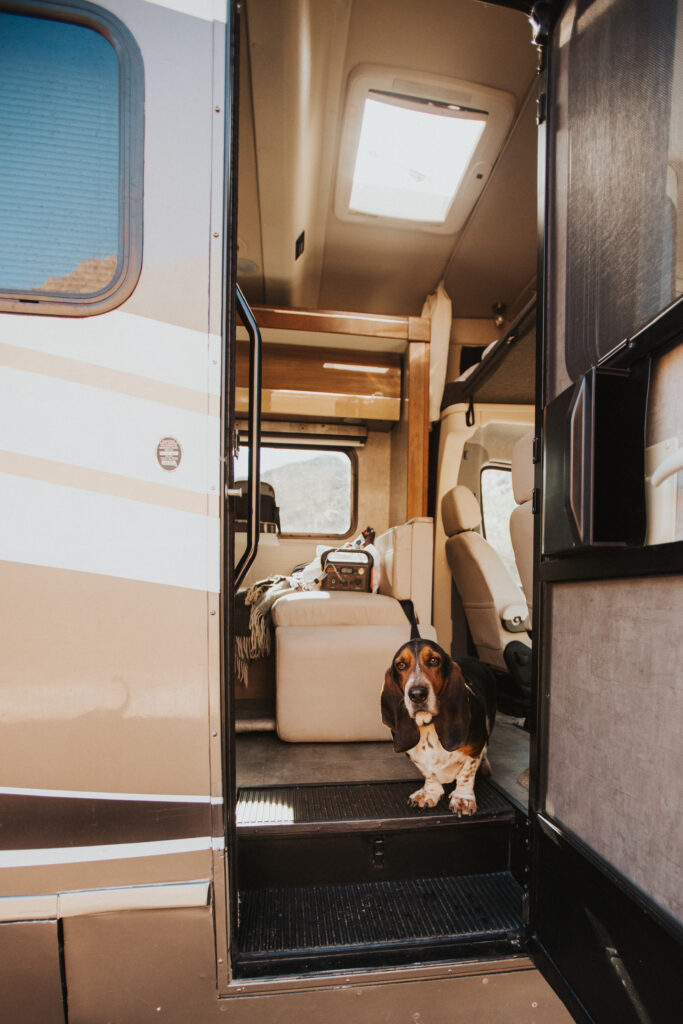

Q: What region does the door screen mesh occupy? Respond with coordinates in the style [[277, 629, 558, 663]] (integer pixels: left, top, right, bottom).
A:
[[547, 0, 683, 402]]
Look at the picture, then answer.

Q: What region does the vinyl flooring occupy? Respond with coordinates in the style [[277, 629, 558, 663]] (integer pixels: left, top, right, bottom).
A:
[[235, 718, 529, 807]]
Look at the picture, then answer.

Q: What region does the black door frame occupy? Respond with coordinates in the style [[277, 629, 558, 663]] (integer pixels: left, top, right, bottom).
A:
[[219, 0, 242, 976], [529, 3, 683, 1020]]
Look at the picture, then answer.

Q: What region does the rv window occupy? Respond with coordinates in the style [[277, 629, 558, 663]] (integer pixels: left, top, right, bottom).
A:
[[480, 466, 520, 587], [0, 7, 143, 314], [234, 446, 354, 536]]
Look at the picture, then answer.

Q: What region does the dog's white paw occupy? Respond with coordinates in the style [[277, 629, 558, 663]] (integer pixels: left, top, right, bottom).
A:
[[449, 791, 477, 816], [409, 786, 440, 809]]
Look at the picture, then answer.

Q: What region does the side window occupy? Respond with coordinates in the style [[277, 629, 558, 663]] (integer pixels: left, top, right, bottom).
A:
[[480, 466, 521, 587], [0, 5, 143, 314], [235, 447, 354, 537]]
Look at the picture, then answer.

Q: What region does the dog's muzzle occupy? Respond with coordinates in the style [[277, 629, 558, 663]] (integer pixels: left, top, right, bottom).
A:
[[404, 671, 438, 718]]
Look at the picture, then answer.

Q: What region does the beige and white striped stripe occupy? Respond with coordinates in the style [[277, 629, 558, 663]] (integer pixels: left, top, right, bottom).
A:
[[0, 310, 222, 590]]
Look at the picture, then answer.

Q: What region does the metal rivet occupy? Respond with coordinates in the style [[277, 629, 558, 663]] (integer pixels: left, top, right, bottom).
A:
[[210, 609, 216, 615], [213, 232, 219, 238], [212, 731, 217, 737], [215, 106, 221, 113]]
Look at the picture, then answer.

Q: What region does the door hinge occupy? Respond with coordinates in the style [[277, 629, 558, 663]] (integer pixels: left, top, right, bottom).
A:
[[536, 91, 547, 126], [532, 487, 540, 515], [372, 838, 385, 870], [532, 435, 541, 464]]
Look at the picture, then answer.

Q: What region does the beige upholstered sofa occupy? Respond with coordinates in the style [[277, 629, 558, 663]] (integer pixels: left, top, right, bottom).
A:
[[271, 518, 436, 742]]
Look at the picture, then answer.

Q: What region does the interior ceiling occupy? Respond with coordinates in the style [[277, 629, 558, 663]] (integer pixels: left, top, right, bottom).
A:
[[237, 0, 538, 320]]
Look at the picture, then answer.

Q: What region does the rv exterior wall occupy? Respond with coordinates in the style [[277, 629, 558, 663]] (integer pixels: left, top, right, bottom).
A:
[[0, 0, 230, 1010]]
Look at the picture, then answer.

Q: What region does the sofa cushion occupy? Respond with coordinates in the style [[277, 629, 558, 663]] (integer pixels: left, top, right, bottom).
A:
[[271, 590, 408, 628], [276, 623, 438, 742], [374, 517, 433, 626]]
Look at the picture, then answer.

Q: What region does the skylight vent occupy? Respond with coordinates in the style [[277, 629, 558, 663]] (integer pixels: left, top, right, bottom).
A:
[[335, 67, 515, 235]]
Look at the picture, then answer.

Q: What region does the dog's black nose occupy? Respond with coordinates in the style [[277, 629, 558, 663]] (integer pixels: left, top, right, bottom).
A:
[[408, 684, 428, 704]]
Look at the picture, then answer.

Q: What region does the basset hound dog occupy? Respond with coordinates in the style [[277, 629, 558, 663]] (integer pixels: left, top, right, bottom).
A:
[[381, 640, 496, 816]]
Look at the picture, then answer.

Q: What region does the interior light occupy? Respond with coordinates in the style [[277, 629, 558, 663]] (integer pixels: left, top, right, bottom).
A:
[[349, 94, 485, 223], [323, 362, 390, 373], [277, 389, 364, 399]]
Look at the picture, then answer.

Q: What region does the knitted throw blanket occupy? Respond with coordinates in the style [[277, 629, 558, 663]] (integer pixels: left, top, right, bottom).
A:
[[234, 575, 297, 686]]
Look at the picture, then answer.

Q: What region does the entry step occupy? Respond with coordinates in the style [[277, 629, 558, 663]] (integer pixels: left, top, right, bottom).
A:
[[237, 870, 524, 974], [236, 778, 514, 837]]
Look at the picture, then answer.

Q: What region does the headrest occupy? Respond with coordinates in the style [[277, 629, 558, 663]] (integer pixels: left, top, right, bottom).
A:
[[512, 430, 534, 504], [441, 485, 481, 536]]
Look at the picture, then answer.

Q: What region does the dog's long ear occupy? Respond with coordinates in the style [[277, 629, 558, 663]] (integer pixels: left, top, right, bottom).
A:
[[381, 668, 420, 753], [434, 657, 471, 752]]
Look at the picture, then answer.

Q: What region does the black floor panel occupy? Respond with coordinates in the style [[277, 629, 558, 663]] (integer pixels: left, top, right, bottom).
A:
[[238, 871, 523, 955], [236, 778, 513, 835]]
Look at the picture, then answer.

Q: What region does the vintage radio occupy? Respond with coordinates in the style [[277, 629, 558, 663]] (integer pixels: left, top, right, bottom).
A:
[[320, 548, 373, 592]]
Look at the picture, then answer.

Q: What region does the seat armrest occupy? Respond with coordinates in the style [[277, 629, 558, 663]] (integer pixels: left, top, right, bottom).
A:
[[501, 603, 529, 633]]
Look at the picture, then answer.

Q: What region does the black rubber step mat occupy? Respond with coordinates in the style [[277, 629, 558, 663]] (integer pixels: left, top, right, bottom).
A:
[[236, 778, 513, 835], [238, 871, 523, 955]]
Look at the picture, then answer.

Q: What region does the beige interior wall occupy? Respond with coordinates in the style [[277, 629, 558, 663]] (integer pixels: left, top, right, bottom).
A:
[[389, 408, 408, 529], [242, 0, 353, 308], [388, 423, 408, 528], [457, 421, 531, 499], [447, 318, 501, 381], [546, 576, 683, 925]]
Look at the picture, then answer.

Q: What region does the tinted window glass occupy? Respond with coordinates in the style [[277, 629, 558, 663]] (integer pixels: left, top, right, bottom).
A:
[[0, 13, 120, 296], [235, 447, 353, 535], [480, 466, 520, 587]]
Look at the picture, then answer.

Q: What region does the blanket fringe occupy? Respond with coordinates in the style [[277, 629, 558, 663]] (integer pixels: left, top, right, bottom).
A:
[[236, 575, 296, 686]]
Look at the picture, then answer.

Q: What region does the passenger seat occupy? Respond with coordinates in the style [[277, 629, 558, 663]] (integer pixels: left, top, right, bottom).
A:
[[441, 485, 530, 670]]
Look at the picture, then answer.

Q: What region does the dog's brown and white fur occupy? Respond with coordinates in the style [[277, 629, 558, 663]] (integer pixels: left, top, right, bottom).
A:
[[381, 640, 496, 816]]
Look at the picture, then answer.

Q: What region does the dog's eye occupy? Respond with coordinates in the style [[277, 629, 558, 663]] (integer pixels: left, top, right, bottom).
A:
[[428, 656, 440, 666], [396, 660, 406, 671]]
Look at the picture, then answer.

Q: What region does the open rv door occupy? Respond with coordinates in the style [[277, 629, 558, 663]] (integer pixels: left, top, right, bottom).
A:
[[530, 1, 683, 1020]]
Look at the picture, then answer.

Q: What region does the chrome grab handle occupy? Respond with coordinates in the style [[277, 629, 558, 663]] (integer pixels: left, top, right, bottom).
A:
[[567, 376, 587, 544], [233, 285, 262, 587]]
